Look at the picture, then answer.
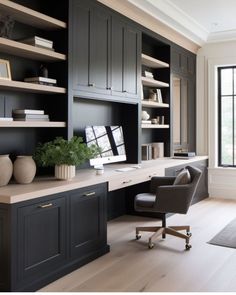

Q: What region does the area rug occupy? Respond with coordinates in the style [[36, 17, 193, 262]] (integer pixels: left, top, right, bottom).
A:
[[208, 218, 236, 249]]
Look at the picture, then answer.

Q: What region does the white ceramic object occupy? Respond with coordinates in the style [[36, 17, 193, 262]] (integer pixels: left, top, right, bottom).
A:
[[141, 110, 150, 120], [0, 154, 13, 186], [55, 165, 75, 180], [13, 156, 36, 184]]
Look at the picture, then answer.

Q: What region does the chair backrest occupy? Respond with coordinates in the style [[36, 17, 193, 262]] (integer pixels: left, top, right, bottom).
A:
[[155, 165, 202, 214]]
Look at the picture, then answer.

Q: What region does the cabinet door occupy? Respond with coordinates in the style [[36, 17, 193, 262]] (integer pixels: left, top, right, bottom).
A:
[[111, 16, 126, 97], [17, 196, 66, 284], [123, 24, 141, 99], [72, 0, 111, 96], [0, 209, 9, 291], [70, 184, 107, 259]]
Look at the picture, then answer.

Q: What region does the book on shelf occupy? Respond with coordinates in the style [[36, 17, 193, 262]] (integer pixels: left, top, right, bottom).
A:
[[13, 117, 50, 121], [142, 142, 164, 160], [12, 109, 44, 115], [173, 152, 196, 157], [24, 77, 57, 84], [21, 36, 53, 49], [0, 117, 13, 121], [141, 144, 152, 161], [141, 120, 151, 124], [144, 70, 154, 79], [13, 114, 49, 120]]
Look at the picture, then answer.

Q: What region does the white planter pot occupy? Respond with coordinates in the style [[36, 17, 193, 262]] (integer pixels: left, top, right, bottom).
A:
[[55, 165, 75, 180]]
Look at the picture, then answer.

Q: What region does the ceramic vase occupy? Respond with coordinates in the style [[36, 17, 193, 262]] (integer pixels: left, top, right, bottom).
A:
[[0, 154, 13, 186], [13, 156, 36, 184], [55, 165, 76, 180]]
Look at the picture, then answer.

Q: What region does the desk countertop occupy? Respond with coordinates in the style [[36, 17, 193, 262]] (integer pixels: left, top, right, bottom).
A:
[[0, 156, 208, 204]]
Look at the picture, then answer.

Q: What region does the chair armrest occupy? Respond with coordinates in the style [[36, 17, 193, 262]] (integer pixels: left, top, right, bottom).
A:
[[154, 184, 193, 214], [150, 176, 176, 194]]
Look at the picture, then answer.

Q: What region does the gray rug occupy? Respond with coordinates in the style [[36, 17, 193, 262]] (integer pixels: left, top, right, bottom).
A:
[[208, 218, 236, 249]]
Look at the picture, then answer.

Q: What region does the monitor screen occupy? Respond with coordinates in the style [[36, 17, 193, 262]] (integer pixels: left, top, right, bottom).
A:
[[85, 126, 126, 166]]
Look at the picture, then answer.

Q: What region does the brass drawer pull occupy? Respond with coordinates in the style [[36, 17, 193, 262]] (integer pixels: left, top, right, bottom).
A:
[[83, 192, 96, 197], [38, 203, 53, 209], [122, 180, 132, 184]]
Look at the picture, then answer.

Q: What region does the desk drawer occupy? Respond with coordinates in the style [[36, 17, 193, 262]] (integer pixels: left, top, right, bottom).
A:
[[108, 169, 161, 191]]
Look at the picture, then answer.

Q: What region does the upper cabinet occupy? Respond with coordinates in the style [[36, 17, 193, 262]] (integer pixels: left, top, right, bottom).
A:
[[171, 46, 196, 153], [70, 0, 141, 102]]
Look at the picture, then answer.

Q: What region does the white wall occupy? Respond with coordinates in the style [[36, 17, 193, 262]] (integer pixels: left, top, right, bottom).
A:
[[197, 41, 236, 199]]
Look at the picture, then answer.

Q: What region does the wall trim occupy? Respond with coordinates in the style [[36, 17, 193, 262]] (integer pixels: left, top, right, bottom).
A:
[[98, 0, 200, 54]]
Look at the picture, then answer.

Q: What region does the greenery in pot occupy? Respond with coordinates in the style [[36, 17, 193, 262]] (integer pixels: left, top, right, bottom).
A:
[[34, 136, 100, 167]]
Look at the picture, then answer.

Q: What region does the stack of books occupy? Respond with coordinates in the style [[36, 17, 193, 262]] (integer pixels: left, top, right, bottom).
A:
[[144, 70, 154, 79], [24, 76, 57, 86], [142, 142, 164, 160], [21, 36, 54, 51], [173, 152, 196, 159], [12, 109, 49, 121]]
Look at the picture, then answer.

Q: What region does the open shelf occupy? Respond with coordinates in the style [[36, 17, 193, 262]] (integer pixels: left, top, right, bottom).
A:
[[141, 124, 169, 129], [141, 53, 169, 68], [141, 100, 169, 108], [0, 121, 66, 128], [0, 0, 67, 30], [141, 77, 169, 88], [0, 80, 66, 94], [0, 38, 66, 62]]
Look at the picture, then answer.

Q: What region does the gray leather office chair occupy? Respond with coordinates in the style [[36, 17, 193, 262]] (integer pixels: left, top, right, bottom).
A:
[[134, 165, 202, 250]]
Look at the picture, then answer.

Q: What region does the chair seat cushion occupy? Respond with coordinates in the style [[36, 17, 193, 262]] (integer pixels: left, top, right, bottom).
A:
[[135, 193, 156, 208], [173, 168, 191, 185]]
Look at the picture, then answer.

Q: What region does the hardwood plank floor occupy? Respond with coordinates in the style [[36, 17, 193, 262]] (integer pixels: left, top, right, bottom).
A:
[[39, 198, 236, 292]]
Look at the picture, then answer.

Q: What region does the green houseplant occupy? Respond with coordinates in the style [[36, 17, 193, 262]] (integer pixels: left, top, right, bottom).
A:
[[34, 136, 100, 180]]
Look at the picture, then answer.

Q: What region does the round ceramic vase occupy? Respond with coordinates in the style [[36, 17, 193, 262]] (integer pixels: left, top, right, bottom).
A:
[[0, 154, 13, 186], [13, 156, 36, 184], [55, 165, 76, 180]]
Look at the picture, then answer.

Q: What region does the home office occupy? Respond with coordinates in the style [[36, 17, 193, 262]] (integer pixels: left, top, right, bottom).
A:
[[0, 0, 236, 292]]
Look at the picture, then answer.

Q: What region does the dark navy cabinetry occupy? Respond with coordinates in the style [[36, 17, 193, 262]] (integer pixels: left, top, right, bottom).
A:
[[0, 183, 109, 292], [70, 0, 141, 102]]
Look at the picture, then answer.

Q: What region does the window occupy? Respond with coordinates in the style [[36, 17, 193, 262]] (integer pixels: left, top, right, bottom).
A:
[[218, 66, 236, 166]]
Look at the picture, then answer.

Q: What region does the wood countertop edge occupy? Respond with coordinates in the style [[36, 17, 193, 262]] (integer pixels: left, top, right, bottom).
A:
[[0, 156, 208, 204]]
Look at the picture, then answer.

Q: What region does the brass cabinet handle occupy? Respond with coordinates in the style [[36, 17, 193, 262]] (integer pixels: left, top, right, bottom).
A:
[[83, 192, 96, 197], [38, 203, 53, 209], [122, 180, 132, 184]]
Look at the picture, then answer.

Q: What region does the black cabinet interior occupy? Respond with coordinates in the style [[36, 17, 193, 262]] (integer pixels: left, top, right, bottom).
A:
[[73, 97, 140, 163]]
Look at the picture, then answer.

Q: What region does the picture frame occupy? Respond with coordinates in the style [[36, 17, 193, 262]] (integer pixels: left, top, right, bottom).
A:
[[0, 59, 11, 80]]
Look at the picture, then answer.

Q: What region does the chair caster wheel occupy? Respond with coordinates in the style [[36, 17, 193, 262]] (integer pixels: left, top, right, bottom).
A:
[[187, 232, 192, 237], [185, 244, 192, 250], [148, 242, 154, 249], [136, 234, 141, 240]]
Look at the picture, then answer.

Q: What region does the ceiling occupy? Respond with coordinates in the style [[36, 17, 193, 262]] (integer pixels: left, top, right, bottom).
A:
[[127, 0, 236, 45]]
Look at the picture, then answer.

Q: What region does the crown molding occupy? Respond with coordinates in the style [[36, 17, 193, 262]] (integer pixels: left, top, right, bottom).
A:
[[207, 29, 236, 43], [127, 0, 208, 45]]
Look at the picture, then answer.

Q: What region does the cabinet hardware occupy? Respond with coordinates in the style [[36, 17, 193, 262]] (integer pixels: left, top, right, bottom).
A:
[[106, 87, 112, 90], [38, 203, 53, 209], [88, 83, 95, 87], [122, 90, 127, 93], [83, 192, 96, 197], [122, 180, 132, 184], [149, 173, 157, 178]]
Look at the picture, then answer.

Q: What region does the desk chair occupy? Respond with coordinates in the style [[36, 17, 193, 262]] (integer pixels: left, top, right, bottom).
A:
[[134, 165, 202, 250]]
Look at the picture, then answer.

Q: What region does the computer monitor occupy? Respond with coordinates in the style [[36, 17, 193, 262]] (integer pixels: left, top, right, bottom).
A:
[[85, 125, 126, 167]]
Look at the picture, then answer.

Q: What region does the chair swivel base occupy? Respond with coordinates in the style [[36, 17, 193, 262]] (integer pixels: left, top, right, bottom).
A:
[[136, 225, 192, 250]]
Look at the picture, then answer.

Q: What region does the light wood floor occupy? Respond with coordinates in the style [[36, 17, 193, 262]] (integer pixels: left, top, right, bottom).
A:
[[39, 198, 236, 292]]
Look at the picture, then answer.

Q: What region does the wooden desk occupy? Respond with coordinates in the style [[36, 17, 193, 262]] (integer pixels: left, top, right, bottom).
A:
[[0, 156, 208, 204]]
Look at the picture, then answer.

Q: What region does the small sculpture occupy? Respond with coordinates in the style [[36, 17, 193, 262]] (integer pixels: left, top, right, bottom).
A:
[[39, 64, 48, 78], [142, 110, 150, 121], [0, 14, 15, 39]]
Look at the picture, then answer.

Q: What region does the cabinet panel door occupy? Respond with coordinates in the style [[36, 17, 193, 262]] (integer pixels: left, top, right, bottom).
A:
[[89, 6, 111, 94], [111, 16, 125, 97], [17, 197, 66, 283], [72, 0, 90, 91], [0, 209, 9, 291], [70, 184, 107, 259], [171, 49, 181, 73], [124, 25, 141, 99]]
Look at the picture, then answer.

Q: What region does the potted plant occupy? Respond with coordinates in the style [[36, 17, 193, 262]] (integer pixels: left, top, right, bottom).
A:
[[34, 136, 99, 180]]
